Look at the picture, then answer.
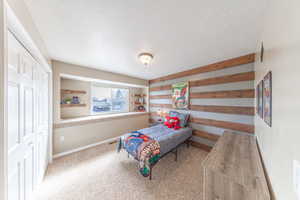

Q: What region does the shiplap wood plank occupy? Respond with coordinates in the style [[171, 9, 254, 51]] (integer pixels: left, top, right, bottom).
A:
[[150, 94, 172, 99], [149, 85, 171, 92], [190, 117, 254, 133], [190, 89, 254, 99], [150, 104, 254, 116], [149, 71, 254, 92], [189, 71, 255, 87], [190, 140, 212, 152], [193, 130, 220, 141], [149, 104, 172, 109], [150, 89, 254, 99], [189, 105, 254, 116], [149, 54, 255, 84]]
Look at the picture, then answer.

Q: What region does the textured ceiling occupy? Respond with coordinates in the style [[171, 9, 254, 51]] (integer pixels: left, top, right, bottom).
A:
[[24, 0, 267, 80]]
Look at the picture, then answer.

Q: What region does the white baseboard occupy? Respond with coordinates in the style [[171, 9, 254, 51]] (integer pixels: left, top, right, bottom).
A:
[[53, 136, 120, 159]]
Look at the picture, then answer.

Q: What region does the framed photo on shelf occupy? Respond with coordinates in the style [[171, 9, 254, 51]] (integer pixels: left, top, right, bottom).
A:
[[263, 71, 272, 126]]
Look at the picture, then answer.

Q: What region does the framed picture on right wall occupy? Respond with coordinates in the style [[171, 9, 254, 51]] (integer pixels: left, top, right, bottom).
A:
[[263, 71, 272, 126], [257, 80, 264, 118]]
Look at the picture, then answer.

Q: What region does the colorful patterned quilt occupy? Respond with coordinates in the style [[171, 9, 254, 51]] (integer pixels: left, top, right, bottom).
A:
[[118, 131, 160, 177]]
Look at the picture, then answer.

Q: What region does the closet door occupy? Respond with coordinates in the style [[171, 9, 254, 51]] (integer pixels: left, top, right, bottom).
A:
[[34, 67, 49, 184], [7, 32, 49, 200]]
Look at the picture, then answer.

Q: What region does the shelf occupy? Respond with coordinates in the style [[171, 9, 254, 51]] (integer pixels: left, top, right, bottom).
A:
[[134, 94, 146, 97], [61, 104, 86, 108], [134, 102, 146, 105], [61, 89, 87, 94]]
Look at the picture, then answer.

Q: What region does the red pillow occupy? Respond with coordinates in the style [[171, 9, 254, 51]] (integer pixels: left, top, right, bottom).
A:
[[164, 116, 181, 130]]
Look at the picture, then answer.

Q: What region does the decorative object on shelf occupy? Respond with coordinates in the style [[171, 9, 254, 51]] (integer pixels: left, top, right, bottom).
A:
[[137, 105, 145, 112], [72, 96, 80, 104], [63, 98, 72, 104], [138, 52, 153, 66], [263, 71, 272, 126], [139, 96, 145, 104], [172, 82, 189, 109], [134, 93, 147, 112], [61, 88, 87, 108], [256, 80, 264, 118]]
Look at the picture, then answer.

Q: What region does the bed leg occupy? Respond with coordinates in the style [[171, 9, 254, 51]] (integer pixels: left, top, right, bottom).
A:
[[127, 152, 129, 158], [149, 166, 152, 180], [175, 148, 178, 162], [187, 140, 190, 148]]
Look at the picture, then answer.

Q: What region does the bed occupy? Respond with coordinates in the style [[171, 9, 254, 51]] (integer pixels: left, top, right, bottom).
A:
[[118, 123, 193, 180]]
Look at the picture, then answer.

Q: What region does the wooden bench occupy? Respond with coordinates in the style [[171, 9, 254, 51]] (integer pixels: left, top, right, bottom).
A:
[[202, 131, 270, 200]]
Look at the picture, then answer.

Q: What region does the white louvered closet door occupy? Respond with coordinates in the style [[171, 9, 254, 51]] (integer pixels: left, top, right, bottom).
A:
[[7, 31, 50, 200]]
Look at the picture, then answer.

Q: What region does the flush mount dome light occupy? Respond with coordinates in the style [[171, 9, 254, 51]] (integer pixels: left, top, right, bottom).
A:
[[138, 52, 153, 66]]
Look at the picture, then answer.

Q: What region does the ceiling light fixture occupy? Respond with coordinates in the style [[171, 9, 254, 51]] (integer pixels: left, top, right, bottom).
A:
[[138, 52, 153, 66]]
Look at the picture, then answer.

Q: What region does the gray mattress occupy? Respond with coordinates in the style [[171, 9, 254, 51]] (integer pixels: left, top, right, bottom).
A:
[[134, 124, 192, 156]]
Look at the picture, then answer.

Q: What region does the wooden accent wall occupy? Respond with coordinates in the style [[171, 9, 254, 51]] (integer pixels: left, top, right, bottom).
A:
[[150, 71, 254, 92], [149, 54, 255, 148], [149, 54, 255, 84]]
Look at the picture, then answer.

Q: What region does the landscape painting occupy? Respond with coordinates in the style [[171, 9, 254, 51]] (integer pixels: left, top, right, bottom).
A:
[[172, 82, 189, 109]]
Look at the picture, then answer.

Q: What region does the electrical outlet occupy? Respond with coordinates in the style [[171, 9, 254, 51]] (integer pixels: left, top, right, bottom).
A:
[[293, 160, 300, 199], [60, 136, 65, 142]]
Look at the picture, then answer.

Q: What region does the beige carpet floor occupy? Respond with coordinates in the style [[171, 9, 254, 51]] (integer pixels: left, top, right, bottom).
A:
[[33, 143, 208, 200]]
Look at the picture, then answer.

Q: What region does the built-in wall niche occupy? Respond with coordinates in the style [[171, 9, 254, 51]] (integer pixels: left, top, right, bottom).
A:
[[60, 77, 90, 119], [131, 88, 147, 112], [60, 75, 148, 119]]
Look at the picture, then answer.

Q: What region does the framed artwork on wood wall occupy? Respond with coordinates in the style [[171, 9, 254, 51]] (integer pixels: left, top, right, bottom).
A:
[[263, 71, 272, 126], [256, 80, 264, 118], [172, 82, 189, 109]]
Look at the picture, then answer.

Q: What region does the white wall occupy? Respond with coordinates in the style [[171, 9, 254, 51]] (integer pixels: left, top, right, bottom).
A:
[[54, 113, 149, 155], [254, 0, 300, 199], [0, 1, 7, 200]]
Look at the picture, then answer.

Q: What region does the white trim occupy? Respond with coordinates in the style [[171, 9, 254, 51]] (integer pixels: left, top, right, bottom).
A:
[[56, 111, 148, 128], [60, 73, 147, 89], [53, 136, 120, 159], [256, 135, 276, 198], [48, 71, 53, 163]]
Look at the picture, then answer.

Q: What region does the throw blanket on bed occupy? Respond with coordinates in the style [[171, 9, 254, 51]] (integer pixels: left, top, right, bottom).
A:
[[118, 131, 160, 177]]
